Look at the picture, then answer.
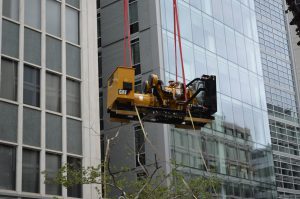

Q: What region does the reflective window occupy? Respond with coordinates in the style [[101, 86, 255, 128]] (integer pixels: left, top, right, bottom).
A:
[[46, 73, 61, 112], [214, 21, 227, 58], [202, 0, 212, 16], [225, 27, 237, 63], [212, 0, 223, 22], [0, 102, 18, 142], [253, 108, 266, 145], [66, 7, 80, 44], [66, 44, 81, 78], [2, 0, 19, 21], [218, 58, 231, 96], [23, 108, 41, 147], [203, 15, 215, 53], [245, 38, 256, 73], [46, 0, 61, 37], [235, 32, 247, 68], [191, 8, 204, 48], [228, 63, 241, 100], [2, 20, 19, 58], [22, 149, 39, 193], [222, 0, 234, 28], [23, 65, 40, 107], [67, 157, 82, 198], [45, 153, 61, 195], [46, 113, 62, 151], [221, 95, 234, 126], [232, 0, 243, 33], [190, 0, 201, 9], [46, 36, 62, 72], [67, 119, 82, 155], [166, 33, 176, 75], [24, 0, 41, 29], [0, 145, 16, 190], [66, 79, 81, 117], [239, 68, 251, 105], [182, 41, 195, 80], [24, 28, 41, 65], [241, 4, 252, 38], [249, 73, 261, 108], [178, 1, 192, 41], [0, 58, 18, 101], [194, 46, 207, 76], [206, 52, 218, 78], [164, 0, 174, 32], [232, 99, 245, 130]]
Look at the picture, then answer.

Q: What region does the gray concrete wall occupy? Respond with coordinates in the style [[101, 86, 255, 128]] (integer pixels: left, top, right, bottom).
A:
[[100, 0, 171, 188]]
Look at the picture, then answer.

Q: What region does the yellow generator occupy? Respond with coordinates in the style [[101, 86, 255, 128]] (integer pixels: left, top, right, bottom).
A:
[[107, 66, 217, 129]]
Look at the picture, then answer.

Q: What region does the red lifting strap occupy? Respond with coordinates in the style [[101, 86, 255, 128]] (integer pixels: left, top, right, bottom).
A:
[[123, 0, 133, 67], [173, 0, 187, 101]]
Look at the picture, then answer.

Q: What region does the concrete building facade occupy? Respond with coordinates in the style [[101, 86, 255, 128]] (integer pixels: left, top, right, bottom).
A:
[[0, 0, 100, 198], [99, 0, 277, 198]]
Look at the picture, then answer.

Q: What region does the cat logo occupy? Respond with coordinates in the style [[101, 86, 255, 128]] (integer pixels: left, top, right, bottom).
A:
[[118, 89, 128, 95]]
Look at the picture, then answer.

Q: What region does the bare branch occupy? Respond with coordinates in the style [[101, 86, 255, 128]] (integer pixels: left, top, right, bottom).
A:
[[134, 165, 161, 199], [137, 153, 149, 177]]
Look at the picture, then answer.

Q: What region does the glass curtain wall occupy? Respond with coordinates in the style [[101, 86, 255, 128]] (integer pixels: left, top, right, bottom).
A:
[[160, 0, 276, 197]]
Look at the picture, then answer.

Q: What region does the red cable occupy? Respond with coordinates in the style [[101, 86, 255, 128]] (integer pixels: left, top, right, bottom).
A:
[[173, 0, 187, 101]]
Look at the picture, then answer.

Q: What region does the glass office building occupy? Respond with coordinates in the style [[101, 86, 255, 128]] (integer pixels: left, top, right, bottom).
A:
[[160, 0, 276, 197], [99, 0, 277, 198], [0, 0, 100, 198], [255, 0, 300, 198]]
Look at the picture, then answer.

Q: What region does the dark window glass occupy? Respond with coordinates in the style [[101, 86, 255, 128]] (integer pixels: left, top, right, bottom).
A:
[[66, 7, 80, 44], [66, 79, 81, 117], [24, 28, 41, 65], [0, 145, 16, 190], [100, 135, 105, 162], [97, 16, 101, 47], [131, 39, 141, 75], [67, 119, 82, 155], [0, 102, 18, 142], [23, 107, 41, 147], [22, 149, 39, 193], [129, 0, 139, 34], [135, 126, 145, 166], [97, 0, 100, 9], [66, 44, 81, 78], [45, 153, 61, 195], [0, 58, 18, 101], [46, 113, 62, 151], [24, 0, 41, 29], [23, 65, 40, 107], [46, 73, 61, 112], [66, 0, 80, 8], [2, 0, 19, 21], [46, 36, 62, 72], [67, 157, 82, 198], [2, 20, 19, 58], [46, 0, 61, 37]]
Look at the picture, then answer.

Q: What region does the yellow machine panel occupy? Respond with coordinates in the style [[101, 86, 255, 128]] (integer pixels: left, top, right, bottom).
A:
[[107, 66, 135, 110], [107, 66, 217, 129]]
